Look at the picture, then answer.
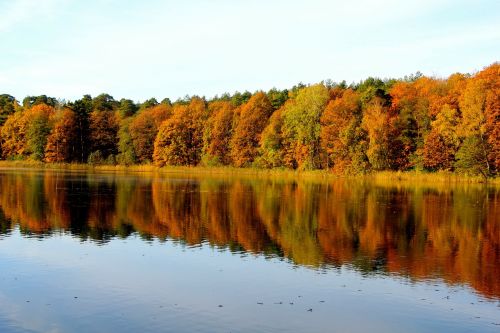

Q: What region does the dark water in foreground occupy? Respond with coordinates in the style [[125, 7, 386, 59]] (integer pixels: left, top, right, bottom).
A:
[[0, 169, 499, 333]]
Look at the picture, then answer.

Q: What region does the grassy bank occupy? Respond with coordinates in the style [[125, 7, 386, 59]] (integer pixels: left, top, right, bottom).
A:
[[0, 160, 498, 185]]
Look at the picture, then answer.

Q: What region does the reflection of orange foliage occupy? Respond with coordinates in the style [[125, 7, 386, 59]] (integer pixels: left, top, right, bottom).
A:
[[43, 172, 72, 229], [0, 172, 499, 299], [0, 172, 51, 233], [152, 179, 204, 244]]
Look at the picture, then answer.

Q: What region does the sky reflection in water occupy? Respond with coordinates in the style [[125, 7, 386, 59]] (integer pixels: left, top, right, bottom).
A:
[[0, 169, 499, 333]]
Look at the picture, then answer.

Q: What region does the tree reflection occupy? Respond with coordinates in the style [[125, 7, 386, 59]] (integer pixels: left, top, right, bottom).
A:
[[0, 171, 498, 299]]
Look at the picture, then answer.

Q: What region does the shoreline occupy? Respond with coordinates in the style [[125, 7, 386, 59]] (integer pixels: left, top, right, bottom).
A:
[[0, 160, 498, 185]]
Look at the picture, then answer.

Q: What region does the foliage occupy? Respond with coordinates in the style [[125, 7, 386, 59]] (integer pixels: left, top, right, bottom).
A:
[[0, 94, 18, 126], [455, 136, 490, 177], [117, 117, 137, 165], [0, 62, 497, 177], [130, 104, 172, 163], [320, 89, 367, 173], [256, 108, 284, 168], [203, 101, 235, 165], [89, 110, 119, 159], [153, 98, 206, 166], [118, 99, 138, 118], [45, 108, 77, 163], [230, 92, 273, 167], [281, 84, 330, 170]]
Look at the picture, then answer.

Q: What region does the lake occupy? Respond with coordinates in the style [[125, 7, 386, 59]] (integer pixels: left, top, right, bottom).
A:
[[0, 168, 499, 333]]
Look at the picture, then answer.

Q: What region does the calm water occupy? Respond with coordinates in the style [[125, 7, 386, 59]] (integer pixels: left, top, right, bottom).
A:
[[0, 169, 499, 333]]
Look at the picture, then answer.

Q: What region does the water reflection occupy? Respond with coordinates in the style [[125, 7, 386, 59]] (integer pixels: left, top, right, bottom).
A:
[[0, 169, 498, 300]]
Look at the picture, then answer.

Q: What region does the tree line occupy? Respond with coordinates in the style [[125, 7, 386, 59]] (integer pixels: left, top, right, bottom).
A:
[[0, 63, 498, 176]]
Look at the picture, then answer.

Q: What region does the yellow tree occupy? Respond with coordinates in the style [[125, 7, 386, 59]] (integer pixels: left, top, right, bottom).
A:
[[362, 99, 401, 170], [281, 84, 330, 169], [129, 103, 172, 163], [257, 107, 284, 168], [0, 103, 54, 160], [457, 64, 499, 175], [423, 104, 460, 170], [0, 111, 27, 159], [320, 89, 367, 173], [45, 108, 77, 163], [153, 98, 206, 166], [203, 101, 235, 165]]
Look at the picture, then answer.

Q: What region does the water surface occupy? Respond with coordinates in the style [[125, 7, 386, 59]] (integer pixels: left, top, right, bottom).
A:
[[0, 169, 499, 332]]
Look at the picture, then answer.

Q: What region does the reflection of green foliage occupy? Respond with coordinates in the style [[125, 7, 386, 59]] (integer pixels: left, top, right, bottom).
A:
[[0, 208, 12, 235], [25, 175, 46, 221]]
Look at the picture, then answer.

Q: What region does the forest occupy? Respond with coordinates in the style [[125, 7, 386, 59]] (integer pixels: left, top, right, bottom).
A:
[[0, 63, 498, 176]]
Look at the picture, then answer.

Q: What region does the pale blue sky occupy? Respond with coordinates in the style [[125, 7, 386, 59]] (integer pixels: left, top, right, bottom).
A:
[[0, 0, 498, 102]]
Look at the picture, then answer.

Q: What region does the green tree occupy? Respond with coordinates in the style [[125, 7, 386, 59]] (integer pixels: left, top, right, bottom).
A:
[[22, 95, 58, 108], [92, 93, 117, 112], [26, 105, 54, 160], [0, 94, 18, 126], [69, 95, 92, 162], [267, 88, 289, 110], [117, 117, 136, 165], [118, 99, 138, 118], [281, 84, 329, 169], [256, 108, 284, 168], [455, 136, 490, 177]]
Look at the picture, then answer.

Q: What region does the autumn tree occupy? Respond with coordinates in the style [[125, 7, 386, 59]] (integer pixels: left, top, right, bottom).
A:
[[281, 84, 329, 169], [477, 63, 499, 173], [0, 111, 27, 159], [230, 92, 273, 167], [45, 108, 77, 163], [25, 104, 55, 160], [130, 103, 172, 163], [153, 97, 206, 166], [0, 62, 497, 176], [456, 63, 499, 175], [202, 101, 235, 166], [256, 108, 284, 168], [389, 81, 421, 169], [89, 109, 119, 162], [362, 99, 401, 170], [423, 104, 460, 170], [320, 89, 367, 173], [1, 104, 54, 160]]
